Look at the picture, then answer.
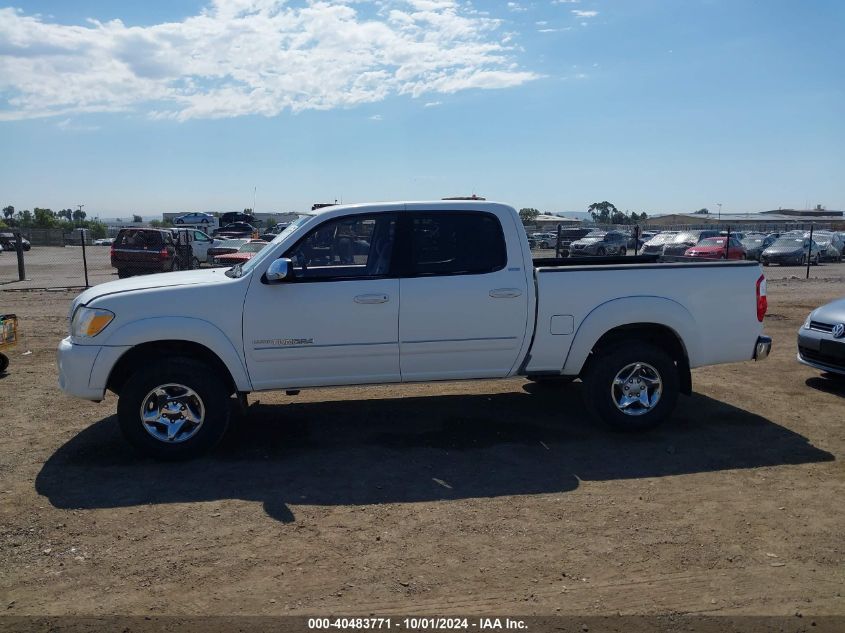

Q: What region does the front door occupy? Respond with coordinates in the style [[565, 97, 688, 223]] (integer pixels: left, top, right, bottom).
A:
[[243, 213, 400, 390], [398, 210, 530, 381]]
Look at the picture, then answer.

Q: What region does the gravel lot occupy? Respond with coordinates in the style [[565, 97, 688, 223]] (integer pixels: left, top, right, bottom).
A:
[[0, 266, 843, 618]]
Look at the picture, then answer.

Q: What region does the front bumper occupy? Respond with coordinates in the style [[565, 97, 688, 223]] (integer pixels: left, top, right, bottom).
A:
[[57, 337, 130, 401], [797, 330, 845, 375]]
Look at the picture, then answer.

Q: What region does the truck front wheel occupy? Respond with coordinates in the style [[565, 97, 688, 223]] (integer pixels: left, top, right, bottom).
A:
[[582, 342, 679, 431], [117, 358, 231, 459]]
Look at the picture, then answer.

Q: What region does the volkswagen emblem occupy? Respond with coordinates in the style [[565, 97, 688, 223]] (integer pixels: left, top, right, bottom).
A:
[[833, 323, 845, 339]]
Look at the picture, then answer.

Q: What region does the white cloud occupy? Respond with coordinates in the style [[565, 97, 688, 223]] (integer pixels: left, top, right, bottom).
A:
[[507, 2, 527, 12], [423, 100, 442, 107], [535, 20, 548, 25], [0, 1, 539, 122], [369, 114, 383, 120], [571, 9, 598, 17]]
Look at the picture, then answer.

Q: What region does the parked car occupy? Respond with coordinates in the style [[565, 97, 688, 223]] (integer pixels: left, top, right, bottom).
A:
[[212, 222, 256, 238], [568, 230, 628, 256], [807, 232, 844, 262], [207, 238, 250, 263], [798, 297, 845, 379], [110, 228, 177, 278], [526, 235, 538, 250], [0, 232, 31, 252], [741, 235, 776, 261], [661, 230, 721, 257], [219, 212, 255, 227], [641, 231, 679, 255], [58, 200, 771, 459], [94, 238, 115, 246], [761, 237, 821, 266], [556, 228, 592, 257], [174, 212, 214, 225], [684, 236, 746, 260], [213, 240, 269, 266], [719, 231, 746, 241], [172, 229, 226, 264], [532, 232, 558, 249]]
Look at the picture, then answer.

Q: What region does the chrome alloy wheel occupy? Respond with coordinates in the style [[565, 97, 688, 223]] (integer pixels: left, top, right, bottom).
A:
[[611, 362, 663, 416], [140, 384, 205, 443]]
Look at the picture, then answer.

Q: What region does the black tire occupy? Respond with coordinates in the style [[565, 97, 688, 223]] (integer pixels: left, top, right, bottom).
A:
[[0, 353, 8, 373], [117, 357, 231, 460], [799, 254, 806, 266], [620, 247, 627, 256], [812, 255, 819, 266], [581, 342, 679, 431], [762, 261, 769, 266], [191, 256, 200, 269], [117, 268, 130, 279], [597, 247, 606, 256], [175, 219, 184, 224]]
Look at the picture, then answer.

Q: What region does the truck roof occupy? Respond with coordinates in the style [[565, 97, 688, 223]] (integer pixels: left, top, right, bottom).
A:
[[308, 199, 511, 217]]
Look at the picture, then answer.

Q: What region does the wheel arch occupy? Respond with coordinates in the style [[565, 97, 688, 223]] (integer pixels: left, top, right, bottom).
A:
[[562, 297, 698, 394], [98, 317, 252, 396], [106, 339, 240, 396]]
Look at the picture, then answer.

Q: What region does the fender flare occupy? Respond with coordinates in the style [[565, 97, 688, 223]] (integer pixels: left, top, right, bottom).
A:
[[561, 296, 700, 376], [100, 317, 252, 391]]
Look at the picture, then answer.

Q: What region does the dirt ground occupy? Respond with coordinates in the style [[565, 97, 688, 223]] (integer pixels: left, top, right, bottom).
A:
[[0, 270, 843, 618]]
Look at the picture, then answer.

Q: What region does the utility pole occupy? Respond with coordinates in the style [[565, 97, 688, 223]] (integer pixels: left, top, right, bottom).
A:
[[716, 203, 722, 223], [76, 204, 85, 227]]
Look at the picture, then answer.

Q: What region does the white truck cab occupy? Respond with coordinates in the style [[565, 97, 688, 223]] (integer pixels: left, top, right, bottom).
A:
[[58, 201, 771, 459]]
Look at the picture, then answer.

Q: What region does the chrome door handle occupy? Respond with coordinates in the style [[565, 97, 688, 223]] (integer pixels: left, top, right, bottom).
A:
[[354, 294, 389, 304], [489, 288, 522, 299]]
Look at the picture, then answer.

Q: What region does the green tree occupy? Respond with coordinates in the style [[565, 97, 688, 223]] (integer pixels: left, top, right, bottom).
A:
[[132, 214, 143, 223], [72, 209, 87, 224], [694, 208, 709, 215], [518, 208, 540, 223], [34, 207, 56, 228], [88, 220, 107, 239], [3, 206, 14, 221], [587, 201, 619, 224], [57, 209, 73, 221], [17, 210, 33, 227]]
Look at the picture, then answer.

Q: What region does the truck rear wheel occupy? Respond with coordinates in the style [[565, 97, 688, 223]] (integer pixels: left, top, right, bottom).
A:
[[117, 358, 230, 460], [582, 342, 679, 431]]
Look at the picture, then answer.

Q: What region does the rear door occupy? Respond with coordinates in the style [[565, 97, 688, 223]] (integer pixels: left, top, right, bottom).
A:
[[398, 209, 530, 381]]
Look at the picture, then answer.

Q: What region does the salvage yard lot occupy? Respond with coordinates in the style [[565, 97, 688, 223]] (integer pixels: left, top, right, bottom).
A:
[[2, 245, 844, 289], [1, 271, 844, 616]]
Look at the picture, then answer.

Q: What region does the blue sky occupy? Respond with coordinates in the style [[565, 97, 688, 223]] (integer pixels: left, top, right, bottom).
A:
[[1, 0, 843, 217]]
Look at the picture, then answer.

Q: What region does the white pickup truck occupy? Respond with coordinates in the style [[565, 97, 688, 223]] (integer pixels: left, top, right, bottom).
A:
[[58, 201, 772, 459]]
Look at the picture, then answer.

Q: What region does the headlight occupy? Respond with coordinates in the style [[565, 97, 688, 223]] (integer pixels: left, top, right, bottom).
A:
[[71, 307, 115, 338], [803, 314, 813, 330]]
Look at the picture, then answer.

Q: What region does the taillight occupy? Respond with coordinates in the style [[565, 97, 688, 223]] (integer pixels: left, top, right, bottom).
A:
[[109, 245, 115, 257], [756, 274, 767, 322], [159, 248, 168, 260]]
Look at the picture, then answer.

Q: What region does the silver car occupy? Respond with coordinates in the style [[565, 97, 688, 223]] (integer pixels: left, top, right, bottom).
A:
[[798, 297, 845, 378]]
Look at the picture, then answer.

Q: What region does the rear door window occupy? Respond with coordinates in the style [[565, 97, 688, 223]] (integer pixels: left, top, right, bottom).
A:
[[406, 212, 506, 276]]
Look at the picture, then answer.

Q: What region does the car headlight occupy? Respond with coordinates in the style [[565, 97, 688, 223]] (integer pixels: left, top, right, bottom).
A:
[[803, 314, 813, 330], [71, 307, 115, 338]]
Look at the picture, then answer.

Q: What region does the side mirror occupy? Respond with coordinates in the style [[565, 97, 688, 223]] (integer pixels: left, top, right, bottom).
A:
[[266, 257, 295, 283]]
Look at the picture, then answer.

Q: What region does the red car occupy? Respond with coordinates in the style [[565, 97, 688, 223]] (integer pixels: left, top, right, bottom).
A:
[[684, 236, 746, 260], [213, 240, 268, 266]]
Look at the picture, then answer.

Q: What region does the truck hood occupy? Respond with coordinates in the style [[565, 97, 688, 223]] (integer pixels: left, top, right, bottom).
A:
[[73, 268, 232, 309]]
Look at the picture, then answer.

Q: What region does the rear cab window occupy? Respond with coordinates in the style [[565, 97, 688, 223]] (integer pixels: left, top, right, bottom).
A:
[[116, 230, 164, 249], [405, 211, 507, 276]]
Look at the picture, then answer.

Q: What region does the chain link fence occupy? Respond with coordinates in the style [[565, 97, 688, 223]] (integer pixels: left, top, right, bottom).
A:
[[0, 228, 106, 290]]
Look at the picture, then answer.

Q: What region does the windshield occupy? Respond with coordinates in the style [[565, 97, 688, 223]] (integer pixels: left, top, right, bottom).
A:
[[671, 232, 700, 244], [697, 238, 726, 247], [646, 233, 676, 245], [743, 238, 764, 245], [239, 241, 268, 253], [226, 215, 311, 278], [772, 238, 805, 248]]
